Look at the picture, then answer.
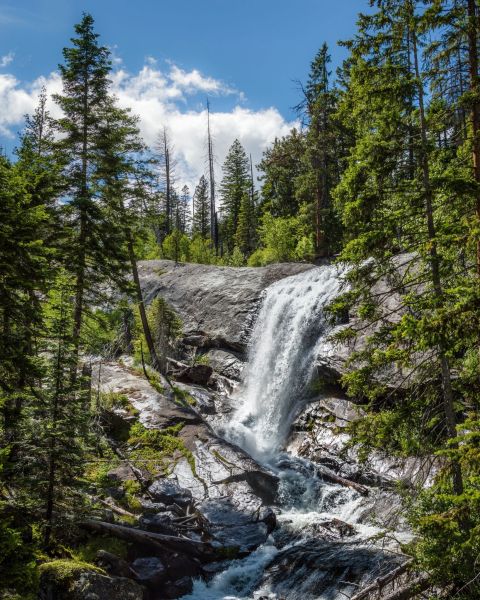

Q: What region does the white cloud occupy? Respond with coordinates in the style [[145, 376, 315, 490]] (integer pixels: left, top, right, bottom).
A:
[[0, 59, 298, 192], [0, 52, 14, 68], [168, 64, 235, 96]]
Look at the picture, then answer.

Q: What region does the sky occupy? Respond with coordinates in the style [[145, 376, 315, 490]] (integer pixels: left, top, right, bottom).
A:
[[0, 0, 364, 190]]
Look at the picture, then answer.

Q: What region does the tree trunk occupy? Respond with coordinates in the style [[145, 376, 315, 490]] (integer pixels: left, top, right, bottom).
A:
[[80, 519, 226, 560], [411, 14, 464, 496], [467, 0, 480, 274], [126, 229, 162, 373]]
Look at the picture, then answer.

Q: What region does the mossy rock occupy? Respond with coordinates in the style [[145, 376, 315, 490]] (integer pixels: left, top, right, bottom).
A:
[[38, 560, 144, 600]]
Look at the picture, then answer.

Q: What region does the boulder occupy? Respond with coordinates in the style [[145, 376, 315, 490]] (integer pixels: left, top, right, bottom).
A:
[[138, 511, 177, 535], [131, 556, 167, 588], [95, 550, 135, 579], [161, 576, 193, 599], [38, 563, 145, 600], [174, 364, 213, 386], [147, 480, 193, 510], [197, 498, 276, 553]]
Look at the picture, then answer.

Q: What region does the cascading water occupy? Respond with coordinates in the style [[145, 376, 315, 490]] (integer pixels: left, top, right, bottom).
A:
[[184, 266, 408, 600], [225, 265, 344, 462]]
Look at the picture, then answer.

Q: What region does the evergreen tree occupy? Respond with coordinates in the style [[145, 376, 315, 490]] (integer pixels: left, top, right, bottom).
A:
[[53, 13, 121, 377], [219, 139, 250, 251], [192, 175, 210, 238], [257, 128, 307, 218], [296, 43, 342, 256]]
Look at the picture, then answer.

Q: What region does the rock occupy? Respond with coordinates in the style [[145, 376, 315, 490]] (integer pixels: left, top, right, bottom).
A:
[[161, 576, 193, 599], [148, 480, 193, 509], [38, 563, 145, 600], [106, 486, 125, 500], [138, 511, 177, 535], [131, 556, 167, 587], [163, 554, 203, 580], [94, 361, 279, 517], [204, 348, 244, 381], [197, 498, 275, 553], [139, 500, 168, 513], [174, 364, 213, 386], [107, 464, 139, 483], [138, 260, 315, 354], [95, 550, 135, 579]]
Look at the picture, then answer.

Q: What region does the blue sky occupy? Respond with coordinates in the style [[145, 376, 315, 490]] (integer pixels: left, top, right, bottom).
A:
[[0, 0, 364, 187]]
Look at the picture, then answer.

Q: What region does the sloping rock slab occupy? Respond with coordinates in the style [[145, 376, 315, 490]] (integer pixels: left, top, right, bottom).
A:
[[94, 360, 278, 515], [138, 260, 315, 353]]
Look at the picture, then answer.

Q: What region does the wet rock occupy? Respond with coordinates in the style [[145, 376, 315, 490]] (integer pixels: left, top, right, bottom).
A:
[[205, 348, 244, 381], [138, 260, 315, 354], [161, 575, 193, 599], [260, 541, 403, 600], [131, 556, 167, 587], [197, 498, 275, 553], [163, 553, 203, 580], [94, 361, 279, 530], [148, 480, 193, 509], [139, 511, 177, 535]]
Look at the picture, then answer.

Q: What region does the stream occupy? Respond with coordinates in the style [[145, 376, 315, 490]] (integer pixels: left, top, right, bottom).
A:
[[182, 267, 410, 600]]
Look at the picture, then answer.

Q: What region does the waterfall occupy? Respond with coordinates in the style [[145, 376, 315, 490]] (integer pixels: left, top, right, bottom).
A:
[[184, 265, 407, 600], [225, 265, 344, 461]]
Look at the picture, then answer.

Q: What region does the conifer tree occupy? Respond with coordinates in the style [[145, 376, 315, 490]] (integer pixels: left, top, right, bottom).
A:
[[192, 175, 211, 238], [53, 13, 120, 377], [219, 139, 250, 251]]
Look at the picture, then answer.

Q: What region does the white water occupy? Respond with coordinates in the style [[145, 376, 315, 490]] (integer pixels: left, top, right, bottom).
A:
[[184, 266, 403, 600], [225, 265, 344, 462]]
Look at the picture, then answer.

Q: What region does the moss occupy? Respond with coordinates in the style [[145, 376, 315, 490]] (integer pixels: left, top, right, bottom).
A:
[[172, 386, 196, 407], [100, 392, 139, 418], [39, 559, 105, 584], [128, 422, 198, 478], [84, 457, 121, 490], [74, 537, 128, 563], [212, 450, 236, 469]]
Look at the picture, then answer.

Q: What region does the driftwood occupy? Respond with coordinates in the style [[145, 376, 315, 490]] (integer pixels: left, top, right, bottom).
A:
[[317, 466, 369, 496], [380, 574, 431, 600], [97, 497, 137, 519], [81, 519, 234, 561], [351, 560, 413, 600]]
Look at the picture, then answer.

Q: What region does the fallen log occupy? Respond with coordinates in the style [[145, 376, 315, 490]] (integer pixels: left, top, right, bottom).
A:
[[380, 574, 431, 600], [316, 466, 369, 496], [80, 519, 237, 562], [351, 560, 413, 600]]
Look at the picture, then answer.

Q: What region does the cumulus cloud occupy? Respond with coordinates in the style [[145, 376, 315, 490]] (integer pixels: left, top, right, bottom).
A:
[[0, 59, 298, 190]]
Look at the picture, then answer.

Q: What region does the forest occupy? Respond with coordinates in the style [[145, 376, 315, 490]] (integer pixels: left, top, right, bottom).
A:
[[2, 1, 480, 599]]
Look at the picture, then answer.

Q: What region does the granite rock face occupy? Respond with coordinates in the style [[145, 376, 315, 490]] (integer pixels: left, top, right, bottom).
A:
[[138, 260, 315, 372]]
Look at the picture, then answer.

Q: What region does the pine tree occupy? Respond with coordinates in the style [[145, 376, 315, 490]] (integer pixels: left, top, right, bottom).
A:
[[192, 175, 210, 238], [296, 43, 342, 256], [53, 13, 120, 378], [257, 129, 307, 218], [219, 139, 250, 252]]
